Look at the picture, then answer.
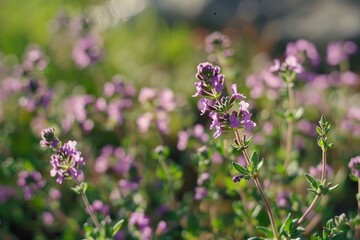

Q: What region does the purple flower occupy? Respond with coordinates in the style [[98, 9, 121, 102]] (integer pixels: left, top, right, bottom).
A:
[[232, 175, 243, 183], [277, 191, 290, 208], [95, 146, 133, 175], [17, 171, 45, 200], [229, 111, 241, 128], [177, 130, 189, 151], [137, 113, 153, 133], [0, 185, 15, 203], [211, 151, 223, 164], [327, 41, 357, 66], [49, 188, 61, 200], [205, 32, 232, 53], [349, 156, 360, 178], [194, 62, 224, 97], [210, 74, 224, 93], [269, 59, 281, 72], [209, 112, 222, 138], [22, 44, 48, 71], [309, 163, 333, 179], [285, 39, 320, 68], [192, 124, 209, 142], [72, 36, 101, 68], [61, 95, 94, 133], [91, 200, 110, 215], [205, 32, 234, 61], [42, 212, 54, 226], [199, 98, 213, 115], [129, 212, 152, 240], [230, 84, 246, 101], [283, 55, 304, 74], [40, 127, 59, 148], [47, 140, 84, 184], [194, 187, 207, 200], [155, 221, 167, 236], [197, 172, 210, 185]]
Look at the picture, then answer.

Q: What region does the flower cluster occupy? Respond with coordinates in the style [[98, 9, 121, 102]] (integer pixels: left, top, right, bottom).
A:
[[137, 87, 176, 135], [204, 31, 234, 61], [17, 171, 45, 200], [129, 212, 152, 240], [94, 145, 134, 175], [349, 155, 360, 178], [193, 62, 255, 138], [40, 128, 85, 184]]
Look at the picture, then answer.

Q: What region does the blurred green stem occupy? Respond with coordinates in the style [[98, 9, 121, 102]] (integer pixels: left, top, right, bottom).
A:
[[158, 157, 176, 209], [297, 150, 327, 226], [235, 130, 279, 240], [284, 83, 295, 168], [76, 180, 101, 230]]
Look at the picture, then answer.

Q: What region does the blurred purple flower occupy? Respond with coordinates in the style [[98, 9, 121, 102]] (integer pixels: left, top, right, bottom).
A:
[[22, 44, 48, 71], [40, 127, 59, 148], [197, 172, 210, 185], [137, 113, 153, 133], [17, 171, 45, 200], [286, 39, 320, 68], [138, 87, 176, 135], [155, 221, 167, 236], [0, 185, 15, 203], [119, 179, 139, 196], [232, 175, 243, 183], [49, 188, 62, 200], [177, 130, 189, 151], [309, 163, 333, 179], [95, 146, 133, 175], [349, 156, 360, 178], [298, 120, 317, 137], [91, 199, 110, 215], [72, 36, 101, 68], [42, 211, 54, 226], [129, 212, 152, 240], [62, 95, 94, 132], [277, 191, 290, 208], [194, 187, 207, 200], [327, 41, 357, 66], [192, 124, 209, 142]]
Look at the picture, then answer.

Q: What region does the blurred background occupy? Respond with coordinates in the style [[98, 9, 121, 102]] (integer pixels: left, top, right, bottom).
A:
[[1, 0, 360, 239]]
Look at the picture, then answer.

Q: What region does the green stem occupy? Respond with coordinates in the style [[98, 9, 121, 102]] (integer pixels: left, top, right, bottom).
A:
[[76, 180, 101, 230], [235, 130, 279, 239], [297, 149, 327, 226], [284, 83, 295, 168]]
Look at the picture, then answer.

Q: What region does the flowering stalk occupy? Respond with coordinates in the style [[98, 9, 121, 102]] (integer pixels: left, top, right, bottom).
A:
[[234, 130, 279, 239], [285, 82, 295, 168], [297, 116, 336, 226], [270, 56, 303, 168], [348, 155, 360, 238], [192, 62, 279, 238], [40, 127, 101, 230]]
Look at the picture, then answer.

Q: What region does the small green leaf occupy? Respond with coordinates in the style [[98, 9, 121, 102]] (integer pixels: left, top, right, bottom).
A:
[[257, 159, 264, 171], [256, 226, 274, 237], [305, 173, 318, 188], [250, 151, 259, 169], [307, 188, 318, 195], [112, 219, 124, 237], [294, 107, 304, 119], [232, 162, 249, 175], [329, 184, 339, 191], [316, 126, 323, 136]]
